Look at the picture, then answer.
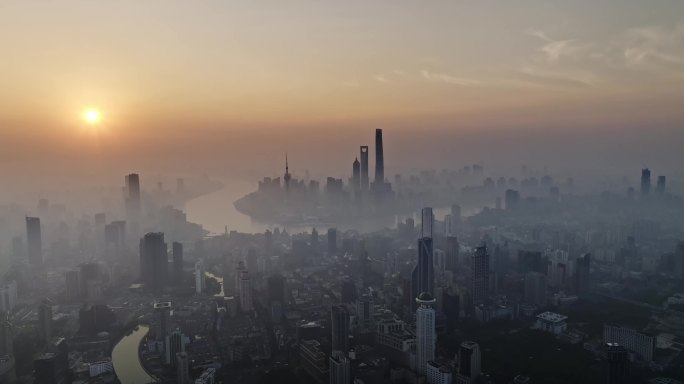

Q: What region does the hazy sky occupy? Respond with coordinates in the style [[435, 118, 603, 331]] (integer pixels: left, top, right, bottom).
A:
[[1, 1, 683, 185]]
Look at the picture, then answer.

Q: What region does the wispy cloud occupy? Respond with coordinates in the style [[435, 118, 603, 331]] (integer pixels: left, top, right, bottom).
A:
[[374, 75, 389, 83], [621, 23, 684, 67], [420, 70, 482, 86]]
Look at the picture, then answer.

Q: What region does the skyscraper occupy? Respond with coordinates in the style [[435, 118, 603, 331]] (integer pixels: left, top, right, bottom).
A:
[[415, 292, 436, 376], [457, 341, 481, 384], [284, 153, 292, 192], [640, 168, 651, 197], [124, 173, 141, 216], [605, 343, 630, 384], [331, 305, 350, 354], [38, 298, 53, 344], [153, 301, 172, 343], [352, 157, 361, 196], [412, 208, 435, 308], [139, 232, 168, 290], [471, 245, 490, 306], [26, 216, 43, 268], [173, 242, 183, 285], [165, 330, 189, 365], [329, 350, 351, 384], [239, 270, 253, 311], [176, 352, 190, 384], [374, 128, 384, 187], [360, 146, 369, 191]]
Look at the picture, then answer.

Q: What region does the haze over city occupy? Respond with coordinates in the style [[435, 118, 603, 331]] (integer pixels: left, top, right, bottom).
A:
[[1, 1, 684, 384]]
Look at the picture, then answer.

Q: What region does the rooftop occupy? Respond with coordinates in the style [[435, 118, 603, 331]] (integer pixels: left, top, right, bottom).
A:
[[536, 311, 568, 323]]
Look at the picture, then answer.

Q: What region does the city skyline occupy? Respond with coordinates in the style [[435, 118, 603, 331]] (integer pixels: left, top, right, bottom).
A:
[[1, 1, 684, 184]]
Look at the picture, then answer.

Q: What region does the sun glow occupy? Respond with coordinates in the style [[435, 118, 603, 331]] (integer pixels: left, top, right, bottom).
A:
[[84, 109, 100, 124]]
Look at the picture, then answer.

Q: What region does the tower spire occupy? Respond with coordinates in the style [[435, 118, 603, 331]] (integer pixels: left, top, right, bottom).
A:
[[284, 152, 292, 191]]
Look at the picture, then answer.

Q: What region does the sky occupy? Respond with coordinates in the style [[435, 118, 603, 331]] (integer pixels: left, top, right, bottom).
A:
[[1, 1, 683, 188]]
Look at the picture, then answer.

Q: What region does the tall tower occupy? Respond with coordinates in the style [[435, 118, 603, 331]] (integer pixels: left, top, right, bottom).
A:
[[471, 245, 490, 306], [640, 168, 651, 197], [415, 292, 436, 375], [329, 350, 351, 384], [125, 173, 141, 216], [284, 153, 292, 192], [457, 341, 481, 383], [38, 298, 53, 344], [26, 216, 43, 268], [239, 270, 253, 311], [139, 233, 168, 290], [374, 128, 384, 187], [412, 208, 435, 307], [360, 146, 369, 191], [352, 157, 361, 195], [176, 352, 190, 384], [331, 305, 350, 354]]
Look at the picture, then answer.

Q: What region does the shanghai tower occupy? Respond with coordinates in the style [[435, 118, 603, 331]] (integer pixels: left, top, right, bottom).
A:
[[374, 128, 384, 186]]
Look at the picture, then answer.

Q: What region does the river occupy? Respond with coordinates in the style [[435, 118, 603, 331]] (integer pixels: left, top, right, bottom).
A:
[[184, 179, 471, 235], [112, 325, 156, 384]]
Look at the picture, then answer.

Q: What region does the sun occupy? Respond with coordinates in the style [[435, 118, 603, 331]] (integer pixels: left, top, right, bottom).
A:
[[84, 109, 100, 124]]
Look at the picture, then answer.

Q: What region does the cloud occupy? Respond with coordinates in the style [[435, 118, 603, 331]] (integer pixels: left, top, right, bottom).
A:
[[420, 70, 482, 86], [540, 39, 593, 62], [621, 23, 684, 68], [375, 75, 389, 83]]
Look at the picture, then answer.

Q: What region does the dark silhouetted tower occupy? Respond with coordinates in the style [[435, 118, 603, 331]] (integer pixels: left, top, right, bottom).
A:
[[284, 153, 292, 192], [374, 128, 384, 187], [472, 245, 490, 306], [640, 168, 651, 197], [38, 298, 52, 344], [331, 305, 350, 354], [412, 208, 435, 308], [26, 216, 43, 268], [125, 173, 141, 216], [352, 157, 361, 195], [457, 341, 481, 383], [139, 233, 168, 290], [360, 146, 369, 191]]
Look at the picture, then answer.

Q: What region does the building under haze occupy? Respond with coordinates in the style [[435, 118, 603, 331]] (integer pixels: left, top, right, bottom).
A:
[[412, 208, 435, 309], [471, 246, 490, 306], [360, 146, 369, 191], [125, 173, 141, 213], [139, 232, 168, 290], [26, 216, 42, 268], [416, 292, 436, 376], [331, 305, 350, 354], [457, 341, 481, 384], [640, 168, 651, 198]]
